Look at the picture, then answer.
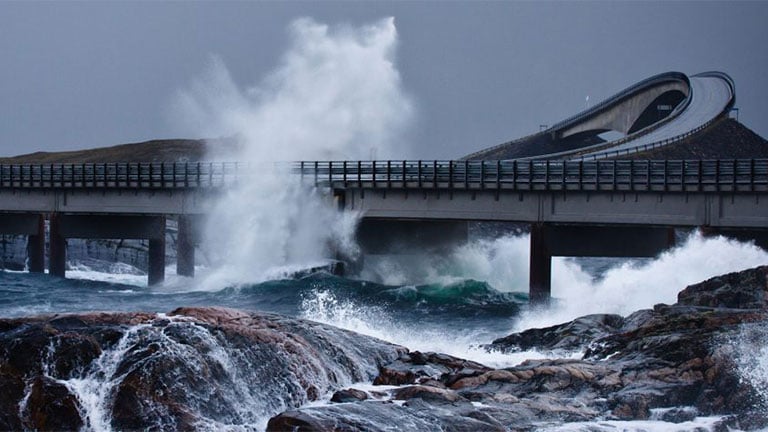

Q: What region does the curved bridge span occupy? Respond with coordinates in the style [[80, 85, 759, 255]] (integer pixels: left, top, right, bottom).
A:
[[463, 71, 735, 161]]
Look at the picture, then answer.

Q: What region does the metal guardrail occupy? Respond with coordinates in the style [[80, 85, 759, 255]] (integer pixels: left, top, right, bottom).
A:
[[297, 159, 768, 193], [0, 162, 242, 189], [0, 159, 765, 194]]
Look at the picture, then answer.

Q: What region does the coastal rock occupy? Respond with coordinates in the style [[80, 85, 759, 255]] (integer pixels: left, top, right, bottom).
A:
[[268, 266, 768, 430], [331, 388, 369, 403], [677, 265, 768, 309], [489, 313, 624, 353], [373, 351, 492, 387], [22, 376, 84, 431], [0, 307, 404, 430]]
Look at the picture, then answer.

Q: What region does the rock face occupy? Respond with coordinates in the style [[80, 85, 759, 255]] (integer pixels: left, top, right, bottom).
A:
[[268, 266, 768, 431], [0, 307, 403, 430]]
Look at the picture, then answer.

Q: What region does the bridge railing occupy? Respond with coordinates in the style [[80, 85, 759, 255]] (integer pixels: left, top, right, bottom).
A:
[[0, 162, 243, 189], [1, 160, 765, 193], [296, 159, 768, 193]]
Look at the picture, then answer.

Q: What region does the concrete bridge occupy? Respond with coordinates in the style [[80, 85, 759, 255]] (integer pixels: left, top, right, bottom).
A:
[[303, 159, 768, 303], [0, 162, 226, 284], [0, 71, 762, 303], [0, 159, 766, 304]]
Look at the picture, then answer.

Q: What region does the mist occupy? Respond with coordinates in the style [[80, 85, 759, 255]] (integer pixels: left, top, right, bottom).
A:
[[171, 17, 414, 287]]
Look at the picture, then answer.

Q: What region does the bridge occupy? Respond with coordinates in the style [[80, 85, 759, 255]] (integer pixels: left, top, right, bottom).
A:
[[463, 71, 735, 161], [0, 71, 764, 303]]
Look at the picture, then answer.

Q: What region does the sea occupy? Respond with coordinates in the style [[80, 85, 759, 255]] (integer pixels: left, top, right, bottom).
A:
[[1, 230, 767, 431], [3, 15, 768, 431]]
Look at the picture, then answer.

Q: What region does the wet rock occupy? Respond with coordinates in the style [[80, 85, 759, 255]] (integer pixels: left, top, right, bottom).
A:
[[23, 376, 84, 431], [0, 308, 404, 430], [331, 388, 369, 403], [269, 266, 768, 431], [489, 313, 624, 353], [677, 265, 767, 309], [659, 407, 698, 423], [374, 351, 491, 386], [268, 400, 508, 432], [393, 385, 464, 403], [0, 364, 25, 431]]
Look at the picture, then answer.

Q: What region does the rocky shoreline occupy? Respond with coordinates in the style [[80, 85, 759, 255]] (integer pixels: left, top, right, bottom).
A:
[[270, 266, 768, 431], [0, 266, 766, 431]]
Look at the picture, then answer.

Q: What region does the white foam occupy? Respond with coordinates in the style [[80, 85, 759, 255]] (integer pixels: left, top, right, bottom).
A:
[[517, 232, 768, 331], [170, 17, 414, 290], [535, 416, 730, 432], [733, 323, 768, 416], [299, 288, 579, 369]]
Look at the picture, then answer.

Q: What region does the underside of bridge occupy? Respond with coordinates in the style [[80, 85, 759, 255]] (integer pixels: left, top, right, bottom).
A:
[[351, 218, 767, 305], [0, 213, 202, 285]]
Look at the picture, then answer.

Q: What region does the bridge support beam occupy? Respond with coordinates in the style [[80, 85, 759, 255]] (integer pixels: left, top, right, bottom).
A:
[[49, 214, 67, 278], [149, 238, 166, 285], [176, 216, 195, 277], [27, 215, 45, 273], [529, 223, 552, 306]]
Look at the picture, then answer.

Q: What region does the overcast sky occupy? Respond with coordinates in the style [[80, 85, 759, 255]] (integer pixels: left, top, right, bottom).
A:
[[1, 1, 766, 159]]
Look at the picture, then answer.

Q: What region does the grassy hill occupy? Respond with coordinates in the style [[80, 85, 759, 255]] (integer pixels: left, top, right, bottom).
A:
[[0, 138, 240, 164]]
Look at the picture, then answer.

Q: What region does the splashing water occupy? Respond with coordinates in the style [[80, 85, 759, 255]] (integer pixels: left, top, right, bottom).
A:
[[299, 231, 768, 368], [733, 322, 768, 414], [171, 17, 414, 288]]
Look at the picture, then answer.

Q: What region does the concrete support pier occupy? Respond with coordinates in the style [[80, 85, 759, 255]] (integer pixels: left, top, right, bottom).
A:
[[49, 214, 67, 277], [148, 238, 166, 285], [529, 223, 552, 306], [27, 215, 45, 273], [176, 216, 195, 277]]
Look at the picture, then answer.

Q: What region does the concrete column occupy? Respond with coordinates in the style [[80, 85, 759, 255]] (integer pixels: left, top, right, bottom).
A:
[[49, 214, 66, 278], [529, 223, 552, 306], [148, 237, 166, 285], [27, 215, 45, 273], [176, 216, 195, 277]]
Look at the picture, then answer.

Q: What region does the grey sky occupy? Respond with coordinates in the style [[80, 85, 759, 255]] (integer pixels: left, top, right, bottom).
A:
[[1, 1, 766, 159]]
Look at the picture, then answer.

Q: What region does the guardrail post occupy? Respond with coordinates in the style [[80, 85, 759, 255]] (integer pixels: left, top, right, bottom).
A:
[[402, 160, 407, 189], [479, 162, 484, 190]]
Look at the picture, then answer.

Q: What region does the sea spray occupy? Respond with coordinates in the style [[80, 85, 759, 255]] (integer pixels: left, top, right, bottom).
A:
[[518, 231, 768, 330], [171, 17, 414, 288], [733, 322, 768, 414], [300, 231, 768, 369]]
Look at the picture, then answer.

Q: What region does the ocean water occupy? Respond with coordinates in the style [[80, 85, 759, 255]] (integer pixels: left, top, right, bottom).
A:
[[1, 232, 767, 430]]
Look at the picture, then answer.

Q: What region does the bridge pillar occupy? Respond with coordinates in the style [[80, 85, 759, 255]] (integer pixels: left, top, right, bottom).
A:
[[27, 215, 45, 273], [49, 214, 67, 278], [176, 216, 195, 277], [148, 237, 166, 285], [529, 223, 552, 306]]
